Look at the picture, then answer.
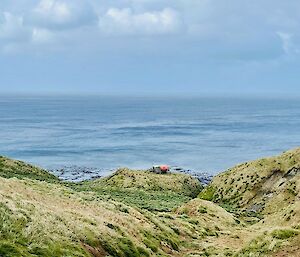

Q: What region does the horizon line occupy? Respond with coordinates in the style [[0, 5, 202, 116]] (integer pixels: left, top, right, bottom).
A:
[[1, 91, 300, 99]]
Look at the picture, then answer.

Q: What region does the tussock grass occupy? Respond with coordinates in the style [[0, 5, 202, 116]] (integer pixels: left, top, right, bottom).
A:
[[199, 148, 300, 222], [70, 168, 202, 212], [0, 159, 202, 257], [0, 149, 300, 257], [0, 156, 59, 182], [271, 229, 299, 240]]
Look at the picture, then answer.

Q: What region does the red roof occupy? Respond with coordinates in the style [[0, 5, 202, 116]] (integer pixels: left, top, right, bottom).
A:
[[160, 165, 169, 171]]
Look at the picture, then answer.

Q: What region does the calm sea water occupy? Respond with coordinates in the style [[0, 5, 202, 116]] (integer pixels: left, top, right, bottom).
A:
[[1, 95, 300, 175]]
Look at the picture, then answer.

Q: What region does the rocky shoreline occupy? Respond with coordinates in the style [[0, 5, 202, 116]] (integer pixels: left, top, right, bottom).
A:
[[49, 166, 111, 182], [170, 166, 213, 186], [50, 165, 213, 185]]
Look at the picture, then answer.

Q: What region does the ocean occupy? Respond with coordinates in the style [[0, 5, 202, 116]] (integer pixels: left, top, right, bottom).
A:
[[1, 95, 300, 178]]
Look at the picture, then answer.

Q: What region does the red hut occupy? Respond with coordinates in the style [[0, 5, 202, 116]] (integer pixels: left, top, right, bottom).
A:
[[152, 165, 170, 174]]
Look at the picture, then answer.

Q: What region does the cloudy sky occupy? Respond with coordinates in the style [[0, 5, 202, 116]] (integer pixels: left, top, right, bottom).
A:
[[0, 0, 300, 95]]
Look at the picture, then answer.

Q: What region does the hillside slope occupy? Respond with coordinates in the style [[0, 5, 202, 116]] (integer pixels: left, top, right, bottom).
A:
[[0, 157, 205, 257], [199, 148, 300, 221], [71, 168, 202, 212], [89, 168, 202, 197], [0, 156, 58, 182], [0, 150, 299, 257], [199, 148, 300, 256]]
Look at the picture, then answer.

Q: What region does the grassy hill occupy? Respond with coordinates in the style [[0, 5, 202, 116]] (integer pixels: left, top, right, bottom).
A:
[[71, 168, 202, 212], [0, 157, 204, 257], [0, 149, 299, 256], [199, 148, 300, 221], [0, 156, 59, 182], [87, 168, 201, 197], [199, 148, 300, 256]]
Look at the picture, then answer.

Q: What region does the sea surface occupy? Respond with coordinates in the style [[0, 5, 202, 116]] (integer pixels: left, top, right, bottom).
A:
[[1, 95, 300, 178]]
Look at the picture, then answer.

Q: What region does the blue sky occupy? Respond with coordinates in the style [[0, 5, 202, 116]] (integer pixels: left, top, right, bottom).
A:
[[0, 0, 300, 95]]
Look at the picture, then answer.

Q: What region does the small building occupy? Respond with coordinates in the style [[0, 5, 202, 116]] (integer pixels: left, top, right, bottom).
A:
[[151, 165, 170, 174]]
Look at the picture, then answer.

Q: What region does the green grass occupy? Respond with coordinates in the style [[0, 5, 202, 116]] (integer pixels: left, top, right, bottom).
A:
[[199, 147, 300, 221], [70, 168, 202, 212], [0, 152, 300, 257], [0, 159, 197, 257], [0, 202, 88, 257], [235, 235, 278, 257], [72, 186, 192, 212], [271, 229, 299, 240], [198, 186, 217, 201], [85, 168, 202, 197], [0, 156, 59, 183]]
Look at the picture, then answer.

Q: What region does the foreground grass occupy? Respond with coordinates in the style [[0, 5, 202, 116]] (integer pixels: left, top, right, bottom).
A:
[[0, 160, 203, 257], [0, 149, 300, 257], [0, 177, 185, 257]]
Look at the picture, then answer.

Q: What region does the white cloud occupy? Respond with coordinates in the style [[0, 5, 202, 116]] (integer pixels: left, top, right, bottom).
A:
[[27, 0, 97, 30], [99, 7, 184, 36], [0, 0, 299, 61], [0, 12, 30, 41], [32, 28, 54, 44], [277, 31, 300, 56]]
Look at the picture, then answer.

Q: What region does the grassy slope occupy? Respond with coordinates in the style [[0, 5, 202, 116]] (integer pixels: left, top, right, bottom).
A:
[[0, 149, 299, 257], [72, 169, 202, 212], [0, 176, 183, 257], [199, 148, 300, 256], [0, 156, 58, 182], [0, 157, 205, 257], [199, 148, 300, 220]]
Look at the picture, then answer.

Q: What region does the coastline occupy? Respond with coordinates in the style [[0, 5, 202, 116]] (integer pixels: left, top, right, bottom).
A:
[[49, 165, 213, 185]]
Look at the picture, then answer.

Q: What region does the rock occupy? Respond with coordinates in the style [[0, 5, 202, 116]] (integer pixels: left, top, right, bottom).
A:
[[49, 165, 104, 182], [170, 166, 213, 186], [49, 165, 213, 185]]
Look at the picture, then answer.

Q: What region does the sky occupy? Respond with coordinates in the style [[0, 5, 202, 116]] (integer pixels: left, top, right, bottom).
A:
[[0, 0, 300, 96]]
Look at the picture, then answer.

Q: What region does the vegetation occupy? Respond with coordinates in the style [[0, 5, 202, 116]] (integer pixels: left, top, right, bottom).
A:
[[199, 148, 300, 222], [0, 148, 299, 256], [271, 229, 299, 240], [71, 168, 202, 212], [0, 156, 58, 182]]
